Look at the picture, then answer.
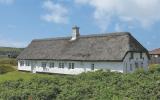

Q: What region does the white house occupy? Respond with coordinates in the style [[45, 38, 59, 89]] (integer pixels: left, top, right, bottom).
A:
[[17, 26, 149, 75]]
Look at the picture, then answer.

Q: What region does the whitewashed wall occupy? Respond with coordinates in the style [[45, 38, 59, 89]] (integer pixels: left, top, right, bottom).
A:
[[123, 52, 149, 73], [17, 52, 149, 75], [18, 60, 31, 71], [18, 60, 123, 75]]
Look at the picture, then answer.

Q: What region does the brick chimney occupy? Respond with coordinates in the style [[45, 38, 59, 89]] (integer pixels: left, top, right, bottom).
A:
[[70, 25, 80, 41]]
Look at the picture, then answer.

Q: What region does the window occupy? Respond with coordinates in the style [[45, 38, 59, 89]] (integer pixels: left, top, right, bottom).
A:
[[141, 62, 143, 68], [91, 64, 94, 70], [26, 61, 30, 66], [135, 62, 138, 69], [42, 62, 47, 67], [68, 63, 74, 69], [49, 62, 54, 68], [59, 63, 64, 68], [72, 63, 74, 69], [140, 52, 143, 59], [130, 52, 134, 59], [20, 61, 24, 66], [130, 64, 132, 71]]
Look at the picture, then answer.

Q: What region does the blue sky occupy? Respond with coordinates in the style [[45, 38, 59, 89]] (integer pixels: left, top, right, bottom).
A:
[[0, 0, 160, 50]]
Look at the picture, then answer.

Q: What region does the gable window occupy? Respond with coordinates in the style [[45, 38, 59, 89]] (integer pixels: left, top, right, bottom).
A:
[[20, 61, 24, 66], [91, 64, 95, 70], [42, 62, 47, 67], [68, 63, 74, 69], [130, 52, 134, 59], [140, 52, 143, 59], [26, 61, 30, 66], [49, 62, 54, 68], [59, 63, 64, 68]]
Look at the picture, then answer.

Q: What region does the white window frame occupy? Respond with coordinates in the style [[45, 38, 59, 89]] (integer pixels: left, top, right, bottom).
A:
[[49, 62, 54, 68], [26, 60, 30, 66], [20, 60, 24, 66], [91, 64, 95, 70]]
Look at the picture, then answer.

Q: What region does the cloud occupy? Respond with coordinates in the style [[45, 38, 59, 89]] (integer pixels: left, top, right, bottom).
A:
[[42, 0, 69, 24], [75, 0, 160, 31], [0, 0, 15, 4]]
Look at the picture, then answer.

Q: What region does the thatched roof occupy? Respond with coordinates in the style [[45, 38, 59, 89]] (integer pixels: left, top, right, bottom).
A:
[[17, 32, 148, 61], [149, 48, 160, 55]]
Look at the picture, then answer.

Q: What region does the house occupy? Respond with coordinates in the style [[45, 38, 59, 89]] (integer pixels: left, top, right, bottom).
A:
[[17, 26, 149, 74], [149, 48, 160, 64]]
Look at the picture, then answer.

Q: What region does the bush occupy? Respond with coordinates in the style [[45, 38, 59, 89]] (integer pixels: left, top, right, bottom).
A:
[[0, 70, 160, 99], [0, 58, 17, 66], [0, 64, 15, 74]]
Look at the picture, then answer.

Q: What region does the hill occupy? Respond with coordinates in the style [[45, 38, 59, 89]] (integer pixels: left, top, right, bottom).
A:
[[0, 47, 24, 58]]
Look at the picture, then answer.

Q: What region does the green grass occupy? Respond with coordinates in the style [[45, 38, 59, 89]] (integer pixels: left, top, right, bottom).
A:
[[0, 71, 57, 83]]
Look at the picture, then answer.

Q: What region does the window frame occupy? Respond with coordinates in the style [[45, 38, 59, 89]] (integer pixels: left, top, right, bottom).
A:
[[59, 63, 64, 68], [41, 62, 47, 68], [20, 60, 24, 66], [91, 64, 95, 70], [140, 52, 143, 59], [130, 64, 132, 71], [26, 60, 30, 66], [130, 52, 134, 59], [49, 62, 54, 68]]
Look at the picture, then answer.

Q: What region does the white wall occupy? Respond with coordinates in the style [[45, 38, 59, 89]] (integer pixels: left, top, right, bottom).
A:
[[18, 60, 31, 71], [18, 60, 123, 75], [123, 52, 149, 73], [17, 52, 149, 75]]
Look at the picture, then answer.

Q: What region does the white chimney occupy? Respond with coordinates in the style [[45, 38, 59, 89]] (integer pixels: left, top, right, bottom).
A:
[[70, 25, 80, 41]]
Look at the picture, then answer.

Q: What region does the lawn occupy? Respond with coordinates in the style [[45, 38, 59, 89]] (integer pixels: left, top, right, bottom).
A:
[[0, 71, 55, 83]]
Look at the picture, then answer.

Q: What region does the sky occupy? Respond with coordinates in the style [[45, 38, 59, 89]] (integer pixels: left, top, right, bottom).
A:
[[0, 0, 160, 50]]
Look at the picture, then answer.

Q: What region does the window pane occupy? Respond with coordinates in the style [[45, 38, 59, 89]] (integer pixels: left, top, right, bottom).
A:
[[68, 63, 72, 69], [130, 52, 134, 59], [20, 61, 24, 66], [72, 63, 74, 69], [140, 53, 143, 59], [130, 64, 132, 71], [26, 61, 30, 66], [91, 64, 94, 70], [42, 62, 47, 67], [50, 62, 54, 68]]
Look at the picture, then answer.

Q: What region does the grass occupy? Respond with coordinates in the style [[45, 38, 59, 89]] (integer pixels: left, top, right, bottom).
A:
[[0, 71, 55, 83]]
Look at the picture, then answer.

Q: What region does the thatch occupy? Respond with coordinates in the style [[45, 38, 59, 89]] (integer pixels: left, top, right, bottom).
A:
[[17, 32, 148, 61]]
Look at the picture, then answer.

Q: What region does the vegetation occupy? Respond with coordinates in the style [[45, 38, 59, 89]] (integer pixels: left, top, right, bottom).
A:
[[0, 47, 24, 58], [0, 57, 160, 100], [0, 69, 160, 100], [0, 57, 17, 74]]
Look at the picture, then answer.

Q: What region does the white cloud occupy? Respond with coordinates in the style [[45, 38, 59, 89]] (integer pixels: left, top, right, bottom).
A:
[[0, 0, 15, 4], [75, 0, 160, 31], [42, 0, 69, 24]]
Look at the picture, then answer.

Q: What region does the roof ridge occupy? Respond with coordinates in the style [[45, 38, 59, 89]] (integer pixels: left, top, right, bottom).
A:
[[33, 32, 131, 42]]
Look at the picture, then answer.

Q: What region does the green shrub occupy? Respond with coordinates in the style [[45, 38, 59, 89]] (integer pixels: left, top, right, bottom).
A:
[[0, 70, 160, 99], [0, 64, 15, 74], [0, 58, 17, 66]]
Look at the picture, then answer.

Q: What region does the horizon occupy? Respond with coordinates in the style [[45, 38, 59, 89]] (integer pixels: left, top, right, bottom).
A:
[[0, 0, 160, 50]]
